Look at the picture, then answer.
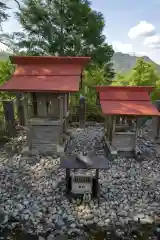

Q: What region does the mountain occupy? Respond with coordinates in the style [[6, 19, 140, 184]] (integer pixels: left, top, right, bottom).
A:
[[1, 50, 160, 73], [112, 52, 160, 73]]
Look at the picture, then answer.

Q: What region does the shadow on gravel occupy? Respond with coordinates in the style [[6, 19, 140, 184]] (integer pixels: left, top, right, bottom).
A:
[[0, 221, 159, 240]]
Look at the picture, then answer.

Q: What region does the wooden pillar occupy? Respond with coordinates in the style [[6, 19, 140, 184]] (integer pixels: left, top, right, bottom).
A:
[[59, 95, 64, 134], [155, 100, 160, 139], [155, 117, 160, 139], [108, 116, 114, 143], [134, 117, 140, 148], [3, 100, 16, 137], [16, 93, 25, 126], [23, 93, 28, 126], [79, 95, 86, 128]]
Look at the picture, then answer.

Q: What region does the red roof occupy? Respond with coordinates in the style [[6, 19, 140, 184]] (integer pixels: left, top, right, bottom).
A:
[[0, 75, 80, 92], [0, 56, 91, 92], [96, 86, 160, 116]]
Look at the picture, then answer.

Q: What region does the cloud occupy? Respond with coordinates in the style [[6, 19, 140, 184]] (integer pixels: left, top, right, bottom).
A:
[[148, 44, 160, 49], [144, 35, 160, 49], [112, 41, 148, 57], [128, 21, 156, 39], [112, 41, 133, 54], [133, 51, 148, 57]]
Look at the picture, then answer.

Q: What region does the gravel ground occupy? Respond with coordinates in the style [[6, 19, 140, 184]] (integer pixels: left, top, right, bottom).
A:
[[0, 124, 159, 239]]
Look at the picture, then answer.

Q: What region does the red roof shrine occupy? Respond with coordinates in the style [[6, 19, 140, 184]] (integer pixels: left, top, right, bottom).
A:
[[0, 56, 90, 92], [96, 86, 160, 116]]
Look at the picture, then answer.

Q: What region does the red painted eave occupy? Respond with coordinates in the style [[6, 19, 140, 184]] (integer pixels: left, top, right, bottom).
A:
[[96, 85, 159, 116], [0, 56, 91, 92], [0, 75, 81, 92], [100, 100, 160, 116]]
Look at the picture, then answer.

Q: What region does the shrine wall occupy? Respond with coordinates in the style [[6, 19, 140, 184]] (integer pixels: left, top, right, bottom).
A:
[[27, 119, 62, 155]]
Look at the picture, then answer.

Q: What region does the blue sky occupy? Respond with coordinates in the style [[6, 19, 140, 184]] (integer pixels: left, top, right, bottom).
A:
[[1, 0, 160, 64]]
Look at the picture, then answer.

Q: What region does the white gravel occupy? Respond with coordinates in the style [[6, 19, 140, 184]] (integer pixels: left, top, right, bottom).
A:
[[0, 124, 159, 238]]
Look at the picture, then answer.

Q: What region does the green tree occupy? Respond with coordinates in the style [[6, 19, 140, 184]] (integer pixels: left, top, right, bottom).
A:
[[0, 1, 18, 52], [0, 60, 14, 99], [129, 58, 158, 86], [14, 0, 115, 78], [0, 1, 9, 47], [112, 72, 130, 86], [113, 58, 158, 87], [0, 1, 8, 28]]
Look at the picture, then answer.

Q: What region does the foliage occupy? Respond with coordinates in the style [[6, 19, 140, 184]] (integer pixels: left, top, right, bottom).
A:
[[13, 0, 115, 78], [113, 52, 160, 73], [112, 58, 159, 99], [0, 60, 14, 118], [0, 1, 18, 53], [0, 1, 9, 28], [129, 59, 158, 86], [0, 60, 14, 100], [69, 66, 108, 120]]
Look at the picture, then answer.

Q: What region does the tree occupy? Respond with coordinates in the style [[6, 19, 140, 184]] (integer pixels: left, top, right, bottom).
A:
[[0, 1, 18, 52], [0, 60, 14, 100], [112, 72, 130, 86], [0, 1, 8, 28], [112, 58, 160, 102], [113, 58, 158, 87], [128, 58, 158, 86], [0, 1, 9, 47], [14, 0, 115, 78]]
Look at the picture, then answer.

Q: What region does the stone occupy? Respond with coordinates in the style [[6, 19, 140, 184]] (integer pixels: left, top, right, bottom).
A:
[[47, 234, 55, 240], [39, 236, 45, 240], [57, 219, 64, 227], [67, 215, 74, 222], [23, 214, 30, 221], [70, 223, 76, 228], [0, 123, 159, 237], [0, 209, 8, 225], [16, 203, 24, 211], [86, 220, 94, 225], [98, 221, 104, 227], [85, 214, 93, 220]]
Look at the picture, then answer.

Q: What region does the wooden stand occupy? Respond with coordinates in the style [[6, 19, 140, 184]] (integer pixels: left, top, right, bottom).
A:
[[60, 154, 109, 203], [104, 115, 142, 159]]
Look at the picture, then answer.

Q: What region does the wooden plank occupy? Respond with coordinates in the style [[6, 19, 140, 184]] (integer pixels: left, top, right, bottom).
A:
[[23, 93, 28, 126], [47, 93, 59, 118], [37, 93, 47, 117], [16, 93, 25, 126], [3, 100, 16, 137], [64, 93, 68, 117], [104, 136, 117, 155], [79, 96, 86, 129]]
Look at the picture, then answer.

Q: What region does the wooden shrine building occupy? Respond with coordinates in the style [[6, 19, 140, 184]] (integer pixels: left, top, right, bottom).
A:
[[96, 86, 160, 157], [0, 56, 90, 155]]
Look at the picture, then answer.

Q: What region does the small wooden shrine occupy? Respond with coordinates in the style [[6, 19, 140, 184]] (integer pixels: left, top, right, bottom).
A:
[[60, 153, 109, 202], [0, 56, 90, 155], [96, 86, 160, 158]]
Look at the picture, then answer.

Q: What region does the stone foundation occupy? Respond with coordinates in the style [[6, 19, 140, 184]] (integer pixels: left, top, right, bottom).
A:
[[27, 118, 63, 155]]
